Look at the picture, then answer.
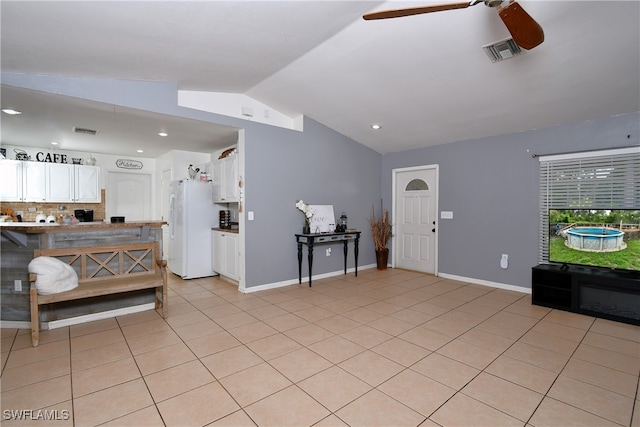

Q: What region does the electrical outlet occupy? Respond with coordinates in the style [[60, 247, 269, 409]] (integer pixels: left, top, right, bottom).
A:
[[326, 248, 331, 256], [14, 280, 22, 292], [16, 211, 24, 217], [28, 207, 37, 213]]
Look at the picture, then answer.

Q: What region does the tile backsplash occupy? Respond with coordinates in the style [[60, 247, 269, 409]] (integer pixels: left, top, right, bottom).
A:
[[0, 189, 106, 222]]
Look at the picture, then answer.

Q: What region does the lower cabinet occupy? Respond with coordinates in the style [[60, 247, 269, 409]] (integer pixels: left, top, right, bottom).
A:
[[212, 230, 239, 281]]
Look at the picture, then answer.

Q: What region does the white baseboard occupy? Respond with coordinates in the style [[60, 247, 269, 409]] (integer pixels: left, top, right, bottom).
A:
[[437, 272, 531, 294], [1, 303, 156, 330], [243, 264, 377, 294]]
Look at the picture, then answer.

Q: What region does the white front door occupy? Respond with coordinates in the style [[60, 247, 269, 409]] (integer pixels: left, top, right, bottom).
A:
[[394, 166, 438, 274]]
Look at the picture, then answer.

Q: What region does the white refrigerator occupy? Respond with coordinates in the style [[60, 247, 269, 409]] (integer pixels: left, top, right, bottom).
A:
[[168, 179, 217, 279]]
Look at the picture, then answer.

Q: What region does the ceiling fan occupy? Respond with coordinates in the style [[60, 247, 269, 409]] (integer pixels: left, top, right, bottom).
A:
[[363, 0, 544, 50]]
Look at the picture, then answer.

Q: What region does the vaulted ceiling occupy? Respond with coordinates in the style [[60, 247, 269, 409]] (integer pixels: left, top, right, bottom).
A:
[[1, 1, 638, 157]]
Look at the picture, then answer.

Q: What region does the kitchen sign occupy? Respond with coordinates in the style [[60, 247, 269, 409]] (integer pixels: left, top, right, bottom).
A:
[[116, 159, 143, 169]]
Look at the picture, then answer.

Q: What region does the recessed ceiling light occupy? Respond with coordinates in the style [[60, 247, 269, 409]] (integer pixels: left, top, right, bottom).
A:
[[137, 149, 144, 153], [51, 141, 58, 145], [158, 132, 168, 137], [2, 108, 22, 115], [371, 124, 381, 130]]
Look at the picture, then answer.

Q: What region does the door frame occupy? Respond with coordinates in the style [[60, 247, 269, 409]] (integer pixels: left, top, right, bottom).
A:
[[391, 164, 439, 274]]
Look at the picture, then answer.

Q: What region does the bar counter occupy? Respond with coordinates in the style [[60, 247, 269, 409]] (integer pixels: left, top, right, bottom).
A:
[[1, 221, 167, 324]]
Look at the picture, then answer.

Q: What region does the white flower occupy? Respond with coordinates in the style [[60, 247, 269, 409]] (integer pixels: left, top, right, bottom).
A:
[[296, 200, 314, 219]]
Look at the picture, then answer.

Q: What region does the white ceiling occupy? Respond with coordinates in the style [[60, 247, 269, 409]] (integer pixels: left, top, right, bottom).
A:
[[1, 1, 639, 157]]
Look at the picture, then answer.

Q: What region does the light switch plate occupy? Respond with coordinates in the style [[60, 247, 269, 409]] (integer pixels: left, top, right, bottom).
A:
[[440, 211, 453, 219]]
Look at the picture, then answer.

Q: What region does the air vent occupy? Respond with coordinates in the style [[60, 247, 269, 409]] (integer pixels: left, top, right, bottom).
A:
[[73, 127, 98, 135], [482, 38, 523, 63]]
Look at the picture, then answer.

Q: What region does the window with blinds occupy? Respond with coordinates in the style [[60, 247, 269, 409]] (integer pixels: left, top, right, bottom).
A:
[[538, 147, 640, 262]]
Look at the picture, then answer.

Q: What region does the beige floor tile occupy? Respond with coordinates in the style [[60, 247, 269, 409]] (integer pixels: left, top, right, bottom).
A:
[[341, 306, 386, 323], [125, 328, 182, 355], [314, 414, 349, 426], [398, 325, 453, 351], [262, 312, 310, 332], [436, 339, 501, 370], [573, 343, 640, 375], [1, 375, 71, 412], [462, 372, 544, 422], [214, 311, 260, 329], [73, 378, 154, 427], [200, 302, 243, 319], [144, 359, 216, 402], [388, 306, 435, 325], [590, 318, 640, 343], [157, 382, 240, 427], [244, 385, 331, 426], [562, 357, 639, 397], [485, 354, 558, 394], [72, 356, 140, 397], [542, 309, 595, 330], [219, 362, 292, 406], [430, 392, 522, 427], [185, 329, 242, 358], [70, 340, 131, 372], [134, 342, 196, 375], [529, 319, 588, 342], [5, 339, 70, 369], [421, 316, 473, 338], [371, 337, 430, 367], [2, 354, 70, 391], [519, 329, 580, 355], [269, 347, 332, 382], [504, 342, 570, 373], [69, 317, 119, 338], [164, 309, 210, 328], [308, 335, 365, 364], [367, 315, 414, 336], [101, 405, 165, 426], [227, 320, 279, 343], [339, 349, 404, 387], [116, 309, 163, 326], [209, 409, 257, 426], [294, 305, 336, 323], [298, 365, 372, 412], [336, 389, 425, 426], [457, 327, 516, 353], [284, 323, 335, 346], [25, 326, 70, 347], [548, 375, 634, 425], [200, 345, 264, 379], [70, 327, 125, 353], [248, 303, 289, 320], [582, 331, 640, 358], [246, 333, 302, 360], [315, 314, 361, 334], [378, 369, 456, 416], [530, 396, 621, 427], [411, 353, 480, 390], [340, 324, 393, 348]]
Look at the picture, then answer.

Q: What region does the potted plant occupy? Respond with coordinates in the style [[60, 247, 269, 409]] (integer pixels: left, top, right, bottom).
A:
[[296, 200, 314, 234], [369, 203, 392, 270]]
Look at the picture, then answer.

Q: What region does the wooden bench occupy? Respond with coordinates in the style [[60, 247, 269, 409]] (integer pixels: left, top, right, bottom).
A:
[[29, 242, 167, 346]]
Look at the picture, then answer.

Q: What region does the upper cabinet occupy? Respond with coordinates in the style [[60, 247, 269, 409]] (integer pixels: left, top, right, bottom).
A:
[[212, 156, 239, 203], [0, 160, 100, 203]]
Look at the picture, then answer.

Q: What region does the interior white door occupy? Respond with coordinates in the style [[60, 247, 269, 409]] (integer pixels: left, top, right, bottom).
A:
[[106, 171, 152, 221], [394, 166, 437, 274]]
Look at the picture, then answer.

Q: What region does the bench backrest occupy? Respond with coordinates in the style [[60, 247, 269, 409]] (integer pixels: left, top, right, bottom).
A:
[[34, 242, 160, 283]]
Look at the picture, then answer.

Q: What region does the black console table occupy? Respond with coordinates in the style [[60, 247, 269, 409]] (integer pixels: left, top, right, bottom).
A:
[[532, 264, 640, 326], [296, 231, 361, 287]]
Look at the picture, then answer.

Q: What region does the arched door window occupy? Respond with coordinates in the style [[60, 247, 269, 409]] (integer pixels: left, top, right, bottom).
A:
[[405, 179, 429, 191]]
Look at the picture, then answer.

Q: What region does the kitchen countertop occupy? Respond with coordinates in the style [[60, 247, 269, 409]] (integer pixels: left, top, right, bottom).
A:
[[0, 221, 166, 234], [211, 227, 239, 234]]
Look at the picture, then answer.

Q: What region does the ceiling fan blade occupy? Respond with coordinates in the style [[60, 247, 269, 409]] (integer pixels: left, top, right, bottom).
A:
[[498, 2, 544, 49], [363, 1, 474, 20]]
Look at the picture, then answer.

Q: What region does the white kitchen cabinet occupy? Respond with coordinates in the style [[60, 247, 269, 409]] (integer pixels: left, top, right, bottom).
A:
[[0, 160, 100, 203], [212, 156, 239, 203], [211, 230, 239, 281], [46, 163, 75, 202], [74, 165, 101, 202], [0, 160, 24, 201]]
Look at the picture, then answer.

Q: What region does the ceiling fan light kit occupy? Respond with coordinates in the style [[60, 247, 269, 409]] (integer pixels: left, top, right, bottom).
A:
[[363, 0, 544, 50]]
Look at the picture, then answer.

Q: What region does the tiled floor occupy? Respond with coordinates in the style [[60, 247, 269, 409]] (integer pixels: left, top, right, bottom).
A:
[[2, 268, 639, 426]]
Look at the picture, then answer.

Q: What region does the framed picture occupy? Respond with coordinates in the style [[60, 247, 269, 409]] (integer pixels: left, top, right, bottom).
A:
[[309, 205, 335, 233]]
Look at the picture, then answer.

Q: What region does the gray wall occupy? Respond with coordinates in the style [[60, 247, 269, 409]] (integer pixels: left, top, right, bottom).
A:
[[382, 112, 640, 289]]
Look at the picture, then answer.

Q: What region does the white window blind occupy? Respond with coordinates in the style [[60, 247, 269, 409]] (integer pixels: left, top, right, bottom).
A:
[[538, 147, 640, 262]]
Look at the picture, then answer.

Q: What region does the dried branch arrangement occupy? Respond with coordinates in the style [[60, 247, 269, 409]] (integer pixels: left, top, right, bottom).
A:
[[369, 202, 392, 251]]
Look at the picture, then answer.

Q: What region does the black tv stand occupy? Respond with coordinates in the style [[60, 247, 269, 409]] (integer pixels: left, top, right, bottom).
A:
[[532, 264, 640, 326]]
